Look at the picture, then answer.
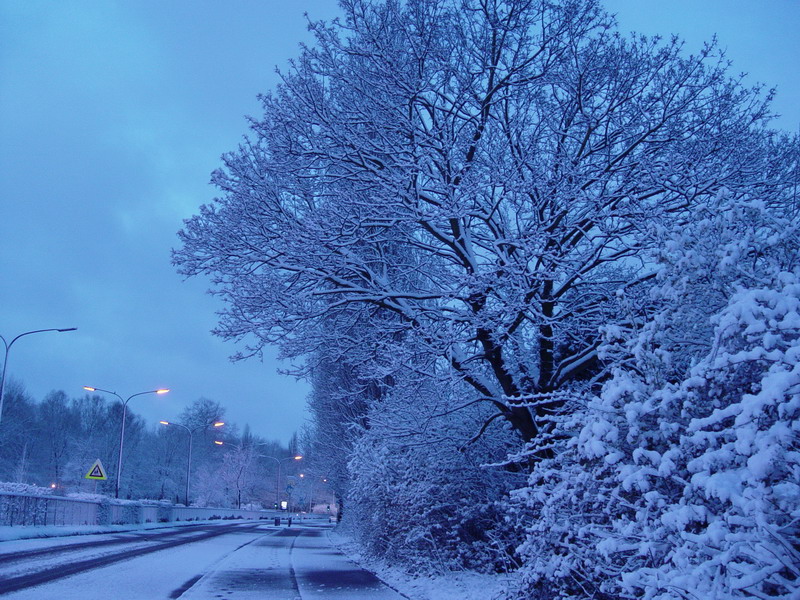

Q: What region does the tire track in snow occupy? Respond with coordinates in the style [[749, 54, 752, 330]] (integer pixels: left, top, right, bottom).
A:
[[169, 528, 280, 598], [0, 522, 261, 595], [0, 522, 219, 566]]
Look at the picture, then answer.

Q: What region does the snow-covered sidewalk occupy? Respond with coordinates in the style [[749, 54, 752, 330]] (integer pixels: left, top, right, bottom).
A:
[[327, 531, 513, 600]]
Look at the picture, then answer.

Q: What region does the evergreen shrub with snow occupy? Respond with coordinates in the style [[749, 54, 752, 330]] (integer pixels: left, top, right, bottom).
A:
[[509, 197, 800, 599]]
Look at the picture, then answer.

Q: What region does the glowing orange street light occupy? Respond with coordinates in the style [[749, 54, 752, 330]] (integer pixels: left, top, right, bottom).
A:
[[214, 440, 224, 445], [307, 475, 330, 514], [259, 454, 303, 510], [84, 386, 169, 498]]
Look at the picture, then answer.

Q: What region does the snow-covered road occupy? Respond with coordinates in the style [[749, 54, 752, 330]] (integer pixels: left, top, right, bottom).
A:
[[0, 519, 406, 599]]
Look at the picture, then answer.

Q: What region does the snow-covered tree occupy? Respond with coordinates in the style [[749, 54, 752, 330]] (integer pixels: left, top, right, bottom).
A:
[[304, 350, 374, 516], [175, 0, 775, 450], [218, 444, 260, 509], [0, 381, 37, 482], [38, 391, 79, 485]]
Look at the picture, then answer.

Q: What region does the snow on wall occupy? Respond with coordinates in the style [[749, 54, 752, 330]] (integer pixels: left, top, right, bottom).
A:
[[0, 491, 275, 527]]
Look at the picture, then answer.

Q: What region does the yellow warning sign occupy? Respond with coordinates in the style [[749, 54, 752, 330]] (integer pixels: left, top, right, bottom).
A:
[[84, 459, 108, 480]]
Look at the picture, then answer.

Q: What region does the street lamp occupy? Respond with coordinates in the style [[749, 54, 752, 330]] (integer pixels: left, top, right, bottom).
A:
[[84, 386, 169, 498], [0, 328, 77, 426], [307, 476, 329, 513], [213, 444, 302, 510], [262, 454, 302, 509], [160, 419, 224, 505]]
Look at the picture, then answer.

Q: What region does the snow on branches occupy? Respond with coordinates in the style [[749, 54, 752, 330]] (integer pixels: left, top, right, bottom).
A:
[[174, 0, 777, 447], [509, 194, 800, 599]]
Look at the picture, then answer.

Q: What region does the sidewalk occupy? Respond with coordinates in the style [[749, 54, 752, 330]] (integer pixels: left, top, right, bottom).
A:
[[182, 523, 407, 599]]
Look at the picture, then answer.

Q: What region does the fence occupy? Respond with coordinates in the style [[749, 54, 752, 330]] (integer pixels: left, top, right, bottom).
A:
[[0, 492, 276, 528], [170, 505, 268, 521]]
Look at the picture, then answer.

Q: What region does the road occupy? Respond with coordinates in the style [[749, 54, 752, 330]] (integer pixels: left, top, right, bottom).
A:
[[0, 518, 406, 599]]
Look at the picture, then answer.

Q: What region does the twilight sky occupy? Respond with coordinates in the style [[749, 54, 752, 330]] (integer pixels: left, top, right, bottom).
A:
[[1, 0, 798, 444]]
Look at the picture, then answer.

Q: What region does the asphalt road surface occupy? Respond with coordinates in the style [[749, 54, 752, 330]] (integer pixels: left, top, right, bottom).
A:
[[0, 518, 406, 599]]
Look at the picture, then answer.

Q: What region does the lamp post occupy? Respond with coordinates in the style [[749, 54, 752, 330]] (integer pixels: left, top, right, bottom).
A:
[[160, 420, 224, 505], [213, 444, 302, 510], [0, 328, 77, 426], [84, 386, 169, 498], [262, 454, 302, 509], [308, 477, 328, 514]]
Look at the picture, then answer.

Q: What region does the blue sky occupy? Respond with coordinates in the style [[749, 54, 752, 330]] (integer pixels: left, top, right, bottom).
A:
[[605, 0, 799, 132], [1, 0, 797, 444]]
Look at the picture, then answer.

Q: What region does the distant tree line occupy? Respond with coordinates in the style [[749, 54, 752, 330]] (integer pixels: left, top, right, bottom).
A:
[[0, 381, 313, 509]]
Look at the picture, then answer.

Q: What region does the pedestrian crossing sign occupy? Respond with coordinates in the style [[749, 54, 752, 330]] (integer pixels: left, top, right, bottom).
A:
[[84, 459, 108, 480]]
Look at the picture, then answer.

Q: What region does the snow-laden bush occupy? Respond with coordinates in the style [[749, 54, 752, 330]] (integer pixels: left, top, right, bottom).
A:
[[344, 377, 522, 574], [508, 196, 800, 599], [348, 436, 519, 574], [0, 482, 54, 496], [627, 278, 800, 598]]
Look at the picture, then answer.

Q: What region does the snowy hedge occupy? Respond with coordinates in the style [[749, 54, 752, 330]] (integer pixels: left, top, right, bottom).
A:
[[509, 197, 800, 599]]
